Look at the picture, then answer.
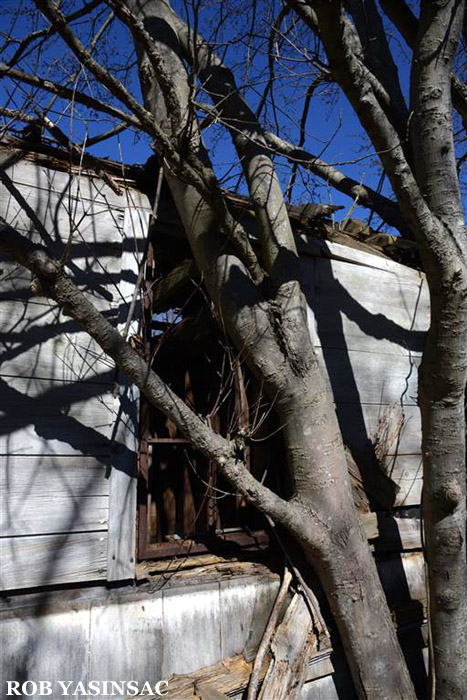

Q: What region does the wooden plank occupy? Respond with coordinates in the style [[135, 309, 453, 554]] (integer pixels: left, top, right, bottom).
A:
[[260, 593, 316, 700], [301, 236, 424, 280], [1, 154, 131, 206], [1, 455, 109, 537], [305, 257, 429, 356], [377, 551, 426, 608], [161, 582, 222, 677], [386, 455, 423, 507], [336, 403, 422, 456], [107, 210, 143, 582], [0, 531, 107, 589], [107, 381, 138, 581], [0, 377, 119, 456], [0, 455, 109, 495], [362, 513, 422, 551], [0, 183, 126, 245], [1, 494, 108, 537], [89, 595, 163, 685], [0, 299, 114, 381], [317, 348, 420, 406]]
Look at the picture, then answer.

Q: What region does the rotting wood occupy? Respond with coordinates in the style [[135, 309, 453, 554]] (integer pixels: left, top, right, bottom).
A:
[[372, 403, 405, 467], [247, 567, 292, 700], [193, 681, 230, 700], [258, 593, 316, 700]]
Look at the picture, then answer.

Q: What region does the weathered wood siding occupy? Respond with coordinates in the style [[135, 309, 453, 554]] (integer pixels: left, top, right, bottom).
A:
[[0, 560, 427, 699], [300, 239, 429, 507], [1, 146, 429, 593], [0, 149, 150, 590]]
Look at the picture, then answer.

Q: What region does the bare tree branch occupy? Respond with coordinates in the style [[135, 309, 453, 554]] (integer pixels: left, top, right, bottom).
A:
[[379, 0, 467, 128], [0, 218, 293, 529]]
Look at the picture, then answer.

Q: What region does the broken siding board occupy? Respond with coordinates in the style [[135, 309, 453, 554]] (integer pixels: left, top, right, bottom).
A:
[[0, 531, 107, 590]]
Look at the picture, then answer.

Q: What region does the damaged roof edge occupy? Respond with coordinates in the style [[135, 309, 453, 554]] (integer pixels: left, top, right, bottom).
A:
[[0, 136, 421, 277]]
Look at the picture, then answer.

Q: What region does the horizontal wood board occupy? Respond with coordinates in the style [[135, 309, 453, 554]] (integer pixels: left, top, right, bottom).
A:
[[0, 531, 108, 589]]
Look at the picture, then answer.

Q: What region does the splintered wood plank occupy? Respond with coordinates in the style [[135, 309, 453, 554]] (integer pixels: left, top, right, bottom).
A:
[[0, 531, 107, 589], [0, 376, 118, 456], [259, 593, 316, 700]]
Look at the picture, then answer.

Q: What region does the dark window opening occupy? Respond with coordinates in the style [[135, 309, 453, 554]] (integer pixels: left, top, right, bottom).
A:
[[137, 233, 286, 560]]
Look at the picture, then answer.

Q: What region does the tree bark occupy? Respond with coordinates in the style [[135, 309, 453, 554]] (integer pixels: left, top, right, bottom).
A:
[[411, 1, 467, 696], [291, 0, 467, 696], [119, 2, 416, 697]]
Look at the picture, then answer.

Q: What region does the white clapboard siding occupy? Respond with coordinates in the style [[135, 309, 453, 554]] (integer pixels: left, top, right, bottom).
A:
[[0, 254, 123, 311], [1, 456, 109, 537], [1, 153, 151, 210], [307, 257, 429, 357], [0, 152, 151, 590], [0, 299, 114, 382], [0, 184, 125, 245], [0, 377, 121, 457], [0, 532, 108, 589], [2, 495, 108, 537]]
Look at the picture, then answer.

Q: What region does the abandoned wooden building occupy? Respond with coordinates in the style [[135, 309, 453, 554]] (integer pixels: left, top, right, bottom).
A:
[[0, 137, 429, 698]]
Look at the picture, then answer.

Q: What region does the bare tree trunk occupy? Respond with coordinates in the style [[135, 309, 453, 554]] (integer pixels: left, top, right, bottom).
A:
[[291, 0, 467, 696], [120, 2, 416, 697], [411, 2, 467, 696]]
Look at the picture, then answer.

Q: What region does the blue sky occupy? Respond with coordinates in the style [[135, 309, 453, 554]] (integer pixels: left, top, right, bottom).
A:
[[0, 0, 465, 231]]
